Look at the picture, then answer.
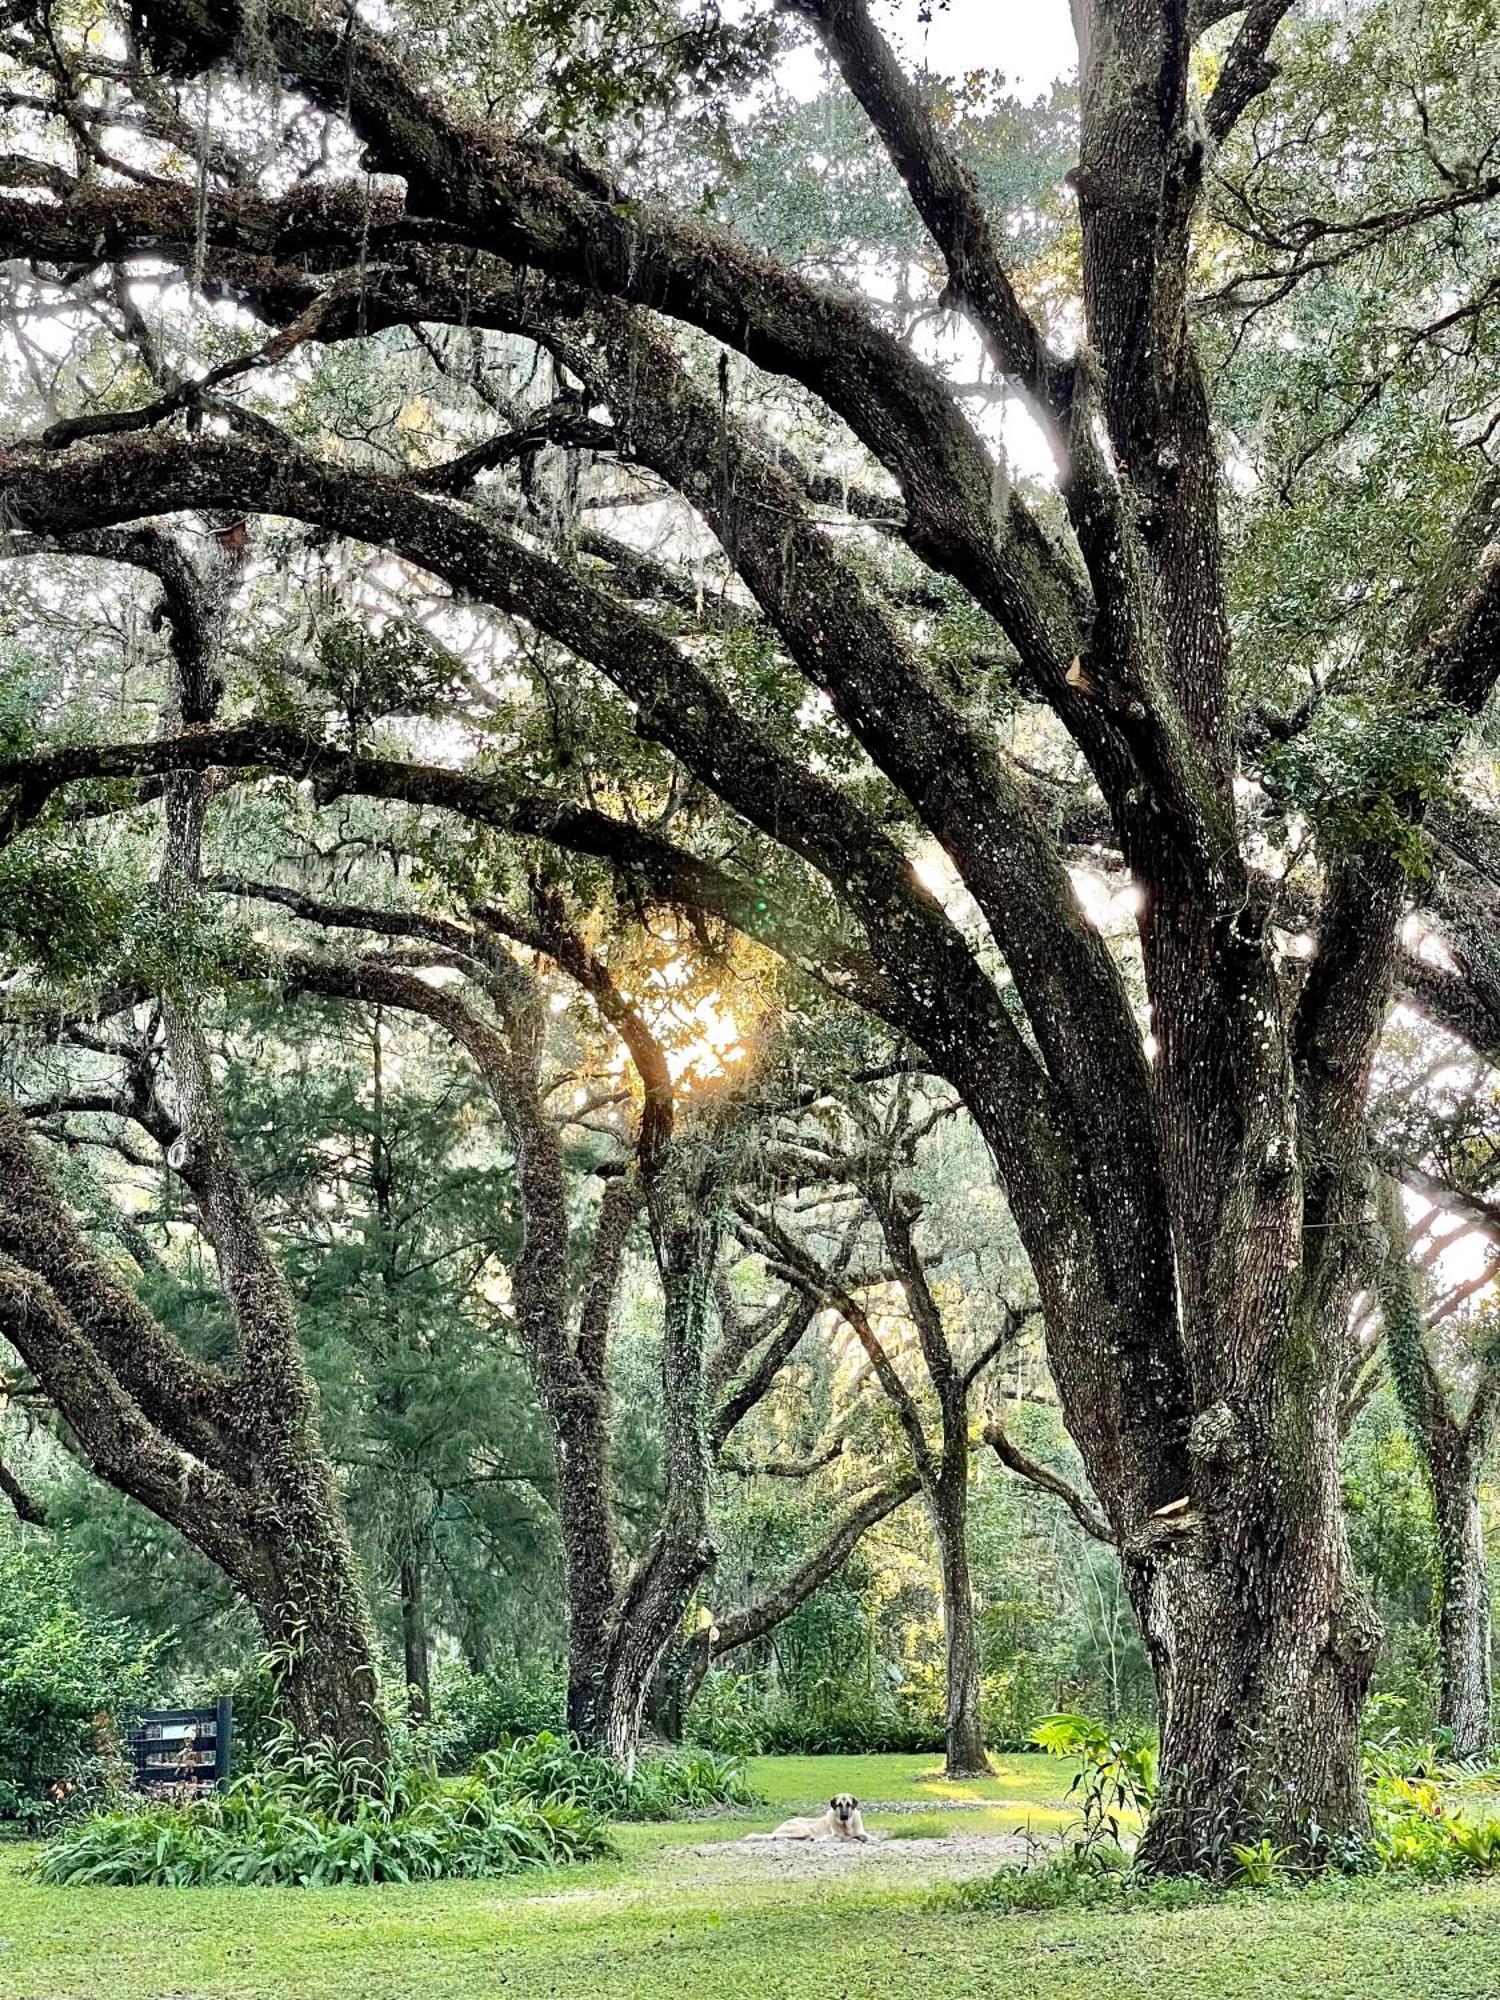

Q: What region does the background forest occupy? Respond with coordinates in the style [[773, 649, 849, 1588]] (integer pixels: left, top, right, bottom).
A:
[[1, 1015, 1456, 1795]]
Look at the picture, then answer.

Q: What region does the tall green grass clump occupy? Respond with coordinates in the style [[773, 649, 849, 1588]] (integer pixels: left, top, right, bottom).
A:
[[36, 1737, 612, 1888], [479, 1731, 760, 1819]]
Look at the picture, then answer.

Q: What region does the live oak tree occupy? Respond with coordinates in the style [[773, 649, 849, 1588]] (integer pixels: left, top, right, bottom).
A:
[[0, 1047, 390, 1760], [4, 0, 1500, 1861], [734, 1083, 1035, 1777], [211, 833, 864, 1763], [0, 524, 390, 1760]]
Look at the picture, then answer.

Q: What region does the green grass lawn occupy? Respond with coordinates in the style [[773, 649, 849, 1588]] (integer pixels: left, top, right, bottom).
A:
[[1, 1756, 1498, 1999], [747, 1749, 1074, 1808], [742, 1749, 1083, 1837]]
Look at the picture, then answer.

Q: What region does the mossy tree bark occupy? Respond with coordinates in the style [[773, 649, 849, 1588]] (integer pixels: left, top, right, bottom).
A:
[[0, 1100, 387, 1761], [0, 528, 385, 1761]]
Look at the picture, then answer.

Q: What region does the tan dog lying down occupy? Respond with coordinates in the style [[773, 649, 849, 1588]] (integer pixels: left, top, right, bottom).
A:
[[749, 1793, 870, 1843]]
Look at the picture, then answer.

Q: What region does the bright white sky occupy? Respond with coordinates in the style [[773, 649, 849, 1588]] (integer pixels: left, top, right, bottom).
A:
[[879, 0, 1079, 97], [779, 1, 1079, 102]]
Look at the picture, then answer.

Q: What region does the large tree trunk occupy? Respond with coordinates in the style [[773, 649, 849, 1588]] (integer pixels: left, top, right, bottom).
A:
[[1129, 1366, 1377, 1871], [244, 1520, 388, 1761], [590, 1153, 722, 1770], [596, 1533, 714, 1770], [929, 1468, 987, 1778], [549, 1176, 632, 1748], [1432, 1447, 1492, 1759]]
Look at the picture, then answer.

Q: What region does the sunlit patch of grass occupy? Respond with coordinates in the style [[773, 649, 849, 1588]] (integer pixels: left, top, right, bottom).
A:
[[885, 1815, 952, 1841], [747, 1752, 1076, 1811]]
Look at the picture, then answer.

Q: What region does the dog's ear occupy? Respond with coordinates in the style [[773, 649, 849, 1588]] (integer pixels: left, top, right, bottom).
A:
[[829, 1796, 837, 1808]]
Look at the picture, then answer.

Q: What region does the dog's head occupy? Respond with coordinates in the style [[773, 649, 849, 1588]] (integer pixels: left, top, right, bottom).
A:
[[829, 1793, 859, 1828]]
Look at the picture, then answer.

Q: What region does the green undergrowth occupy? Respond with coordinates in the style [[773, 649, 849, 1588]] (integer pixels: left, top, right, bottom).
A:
[[938, 1847, 1213, 1914], [33, 1755, 611, 1889], [481, 1732, 760, 1820], [33, 1733, 757, 1889]]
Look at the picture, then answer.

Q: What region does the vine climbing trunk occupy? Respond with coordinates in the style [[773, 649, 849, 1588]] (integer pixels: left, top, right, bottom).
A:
[[1124, 1363, 1377, 1871], [239, 1513, 388, 1761], [1431, 1441, 1493, 1759]]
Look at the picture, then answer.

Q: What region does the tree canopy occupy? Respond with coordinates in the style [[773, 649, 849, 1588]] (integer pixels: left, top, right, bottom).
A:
[[3, 0, 1500, 1869]]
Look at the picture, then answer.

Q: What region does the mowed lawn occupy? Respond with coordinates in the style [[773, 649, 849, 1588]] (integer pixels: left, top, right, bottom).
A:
[[1, 1754, 1499, 2000], [751, 1749, 1077, 1808]]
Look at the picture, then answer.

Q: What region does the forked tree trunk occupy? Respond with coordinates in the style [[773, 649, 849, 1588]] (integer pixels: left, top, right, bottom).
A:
[[596, 1531, 715, 1770]]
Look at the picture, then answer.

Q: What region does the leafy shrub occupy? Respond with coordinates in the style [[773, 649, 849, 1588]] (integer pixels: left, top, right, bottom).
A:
[[1359, 1695, 1456, 1783], [36, 1744, 611, 1888], [0, 1536, 162, 1831], [755, 1687, 942, 1755], [1366, 1772, 1500, 1881], [479, 1730, 760, 1820], [683, 1665, 1041, 1759], [1229, 1835, 1296, 1887], [1031, 1711, 1157, 1854], [938, 1846, 1213, 1915], [414, 1661, 566, 1772], [683, 1669, 766, 1756], [688, 1672, 944, 1752]]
